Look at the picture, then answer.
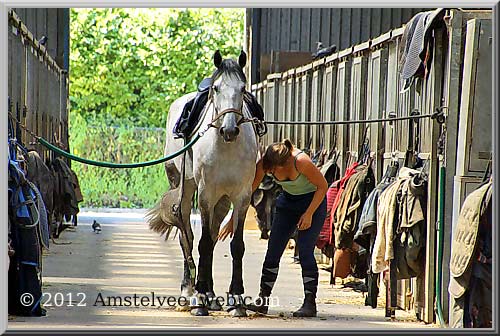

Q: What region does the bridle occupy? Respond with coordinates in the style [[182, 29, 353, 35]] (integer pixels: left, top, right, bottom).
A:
[[199, 85, 261, 136]]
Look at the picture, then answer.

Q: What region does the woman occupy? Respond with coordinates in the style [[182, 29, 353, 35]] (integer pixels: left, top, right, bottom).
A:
[[219, 139, 328, 317]]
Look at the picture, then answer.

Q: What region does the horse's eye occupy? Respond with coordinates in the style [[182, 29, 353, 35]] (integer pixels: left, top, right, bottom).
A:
[[213, 85, 219, 92]]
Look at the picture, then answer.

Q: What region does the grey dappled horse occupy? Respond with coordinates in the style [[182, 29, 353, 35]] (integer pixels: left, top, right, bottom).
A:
[[147, 51, 258, 317]]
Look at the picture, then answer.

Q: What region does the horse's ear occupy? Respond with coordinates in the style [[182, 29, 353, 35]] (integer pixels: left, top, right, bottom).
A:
[[214, 50, 222, 68], [238, 50, 247, 68]]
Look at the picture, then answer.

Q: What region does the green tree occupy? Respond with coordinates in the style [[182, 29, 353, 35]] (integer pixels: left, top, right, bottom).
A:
[[70, 8, 244, 127], [69, 8, 244, 208]]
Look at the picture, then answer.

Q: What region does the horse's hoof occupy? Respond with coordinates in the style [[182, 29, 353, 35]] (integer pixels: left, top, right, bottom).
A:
[[228, 306, 248, 317], [191, 307, 209, 316], [208, 300, 223, 311], [230, 307, 247, 317]]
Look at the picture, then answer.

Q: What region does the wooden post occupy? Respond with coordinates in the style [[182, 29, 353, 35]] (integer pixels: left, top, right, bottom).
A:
[[441, 9, 464, 323], [335, 55, 351, 173], [420, 26, 445, 324]]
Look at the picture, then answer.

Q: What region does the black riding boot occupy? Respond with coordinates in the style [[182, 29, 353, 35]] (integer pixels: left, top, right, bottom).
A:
[[293, 293, 317, 317]]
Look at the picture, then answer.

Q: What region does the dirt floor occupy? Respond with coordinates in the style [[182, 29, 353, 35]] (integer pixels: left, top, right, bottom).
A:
[[8, 209, 436, 330]]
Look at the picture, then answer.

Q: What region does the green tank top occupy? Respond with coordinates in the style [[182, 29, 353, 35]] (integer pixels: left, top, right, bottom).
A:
[[269, 151, 317, 195]]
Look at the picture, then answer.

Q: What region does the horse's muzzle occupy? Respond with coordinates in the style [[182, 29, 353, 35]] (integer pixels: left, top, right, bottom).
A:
[[219, 126, 240, 142]]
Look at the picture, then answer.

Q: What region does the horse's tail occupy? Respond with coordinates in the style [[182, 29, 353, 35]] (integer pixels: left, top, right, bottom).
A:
[[145, 200, 176, 240]]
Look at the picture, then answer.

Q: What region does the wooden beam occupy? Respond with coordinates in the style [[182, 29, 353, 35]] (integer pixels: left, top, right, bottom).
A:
[[441, 9, 465, 323]]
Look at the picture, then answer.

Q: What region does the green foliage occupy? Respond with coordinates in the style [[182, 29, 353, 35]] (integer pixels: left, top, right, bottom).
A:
[[69, 8, 245, 127], [69, 113, 168, 208], [69, 8, 244, 207]]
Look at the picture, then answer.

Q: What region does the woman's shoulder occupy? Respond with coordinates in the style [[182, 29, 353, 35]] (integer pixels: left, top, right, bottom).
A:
[[293, 150, 314, 170]]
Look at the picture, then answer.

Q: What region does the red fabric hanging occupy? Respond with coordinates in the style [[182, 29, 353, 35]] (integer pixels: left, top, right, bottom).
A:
[[316, 162, 359, 249]]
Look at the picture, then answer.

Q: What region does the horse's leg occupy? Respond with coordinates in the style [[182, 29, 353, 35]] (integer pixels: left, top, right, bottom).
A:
[[176, 179, 197, 312], [203, 196, 231, 310], [228, 197, 251, 317], [191, 188, 215, 316]]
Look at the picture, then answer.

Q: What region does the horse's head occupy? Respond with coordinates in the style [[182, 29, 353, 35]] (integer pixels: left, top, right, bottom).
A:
[[210, 50, 247, 143]]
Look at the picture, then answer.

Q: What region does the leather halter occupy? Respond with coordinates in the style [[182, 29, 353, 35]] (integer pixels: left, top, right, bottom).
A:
[[204, 87, 255, 133]]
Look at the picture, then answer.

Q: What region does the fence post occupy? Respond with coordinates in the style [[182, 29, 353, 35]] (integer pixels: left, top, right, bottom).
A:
[[349, 41, 370, 161], [285, 69, 296, 143], [335, 47, 352, 172], [367, 32, 390, 180], [322, 53, 338, 152], [311, 58, 325, 152]]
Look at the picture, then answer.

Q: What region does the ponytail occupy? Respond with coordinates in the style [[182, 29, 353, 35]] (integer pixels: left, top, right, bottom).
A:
[[283, 139, 293, 151]]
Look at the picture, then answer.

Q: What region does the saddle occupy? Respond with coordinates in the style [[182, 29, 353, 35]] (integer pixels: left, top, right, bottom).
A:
[[173, 78, 265, 139]]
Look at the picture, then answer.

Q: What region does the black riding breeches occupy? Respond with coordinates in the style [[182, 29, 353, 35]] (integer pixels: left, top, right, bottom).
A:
[[259, 191, 327, 297]]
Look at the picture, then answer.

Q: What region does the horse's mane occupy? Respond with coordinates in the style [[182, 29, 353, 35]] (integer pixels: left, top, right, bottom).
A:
[[211, 59, 246, 83]]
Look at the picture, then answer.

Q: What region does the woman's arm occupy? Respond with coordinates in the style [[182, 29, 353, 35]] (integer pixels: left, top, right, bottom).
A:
[[218, 159, 265, 241], [251, 159, 266, 194], [295, 156, 328, 230]]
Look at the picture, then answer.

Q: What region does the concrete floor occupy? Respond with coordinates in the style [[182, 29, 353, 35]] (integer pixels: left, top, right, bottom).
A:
[[8, 210, 435, 330]]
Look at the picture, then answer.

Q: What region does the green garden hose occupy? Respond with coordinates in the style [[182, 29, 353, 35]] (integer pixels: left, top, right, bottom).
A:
[[37, 133, 201, 169], [435, 165, 447, 327]]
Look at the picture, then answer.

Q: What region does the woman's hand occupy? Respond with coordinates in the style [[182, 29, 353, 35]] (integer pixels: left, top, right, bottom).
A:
[[218, 219, 234, 241], [297, 212, 313, 230]]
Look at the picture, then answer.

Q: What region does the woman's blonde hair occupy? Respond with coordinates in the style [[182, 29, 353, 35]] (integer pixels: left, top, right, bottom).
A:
[[262, 139, 294, 171]]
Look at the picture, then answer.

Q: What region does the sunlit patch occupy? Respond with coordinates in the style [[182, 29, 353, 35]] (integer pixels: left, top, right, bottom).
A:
[[105, 263, 175, 268], [104, 258, 173, 264], [108, 269, 174, 276], [111, 234, 162, 240], [105, 244, 165, 250], [107, 239, 164, 244], [104, 252, 171, 257]]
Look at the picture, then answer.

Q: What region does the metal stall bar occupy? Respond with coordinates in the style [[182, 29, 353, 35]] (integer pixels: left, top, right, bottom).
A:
[[335, 47, 353, 172], [311, 58, 325, 152], [266, 73, 281, 143], [323, 53, 338, 151], [383, 27, 403, 171], [349, 41, 370, 162], [285, 69, 296, 143], [367, 32, 390, 181], [297, 64, 313, 150], [279, 72, 288, 140], [293, 67, 302, 146]]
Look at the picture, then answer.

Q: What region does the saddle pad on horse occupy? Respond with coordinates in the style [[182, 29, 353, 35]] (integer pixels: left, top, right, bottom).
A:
[[173, 78, 265, 139]]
